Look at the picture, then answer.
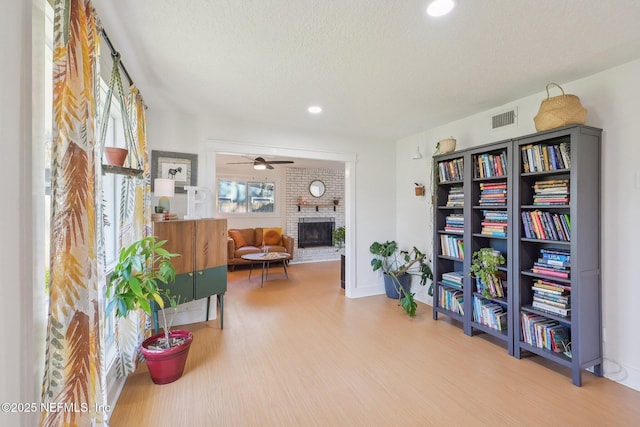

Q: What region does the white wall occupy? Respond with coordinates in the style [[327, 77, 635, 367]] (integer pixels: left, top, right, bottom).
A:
[[1, 2, 38, 426], [396, 59, 640, 391]]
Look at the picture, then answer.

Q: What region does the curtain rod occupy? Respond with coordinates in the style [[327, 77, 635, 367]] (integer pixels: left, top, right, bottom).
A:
[[100, 28, 134, 87]]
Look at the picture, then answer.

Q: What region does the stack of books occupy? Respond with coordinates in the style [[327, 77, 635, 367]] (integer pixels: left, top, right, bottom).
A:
[[532, 278, 571, 317], [440, 235, 464, 259], [446, 186, 464, 207], [480, 210, 507, 237], [441, 271, 464, 290], [521, 142, 571, 173], [475, 151, 508, 178], [151, 213, 179, 221], [439, 288, 464, 315], [521, 210, 571, 241], [520, 312, 571, 354], [533, 179, 569, 206], [444, 214, 464, 233], [473, 297, 508, 331], [532, 248, 571, 280], [478, 182, 507, 206], [475, 273, 506, 298]]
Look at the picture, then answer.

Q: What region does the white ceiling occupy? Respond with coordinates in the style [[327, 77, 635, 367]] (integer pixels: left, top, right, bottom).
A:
[[94, 0, 640, 142]]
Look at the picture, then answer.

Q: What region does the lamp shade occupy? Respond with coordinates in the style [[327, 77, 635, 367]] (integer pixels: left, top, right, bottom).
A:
[[154, 178, 175, 197]]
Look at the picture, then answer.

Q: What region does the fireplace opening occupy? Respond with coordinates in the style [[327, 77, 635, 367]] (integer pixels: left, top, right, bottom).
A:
[[298, 218, 335, 248]]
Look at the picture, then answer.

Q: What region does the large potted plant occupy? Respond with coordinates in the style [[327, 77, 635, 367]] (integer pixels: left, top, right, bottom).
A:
[[106, 236, 193, 385], [369, 240, 433, 317]]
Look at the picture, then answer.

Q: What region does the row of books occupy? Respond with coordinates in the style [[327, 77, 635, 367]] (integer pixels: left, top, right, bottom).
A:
[[444, 214, 464, 233], [520, 311, 571, 355], [532, 278, 571, 317], [481, 210, 507, 237], [439, 288, 464, 315], [475, 274, 506, 298], [532, 179, 569, 206], [521, 142, 571, 173], [446, 186, 464, 207], [532, 247, 571, 279], [474, 151, 508, 178], [521, 210, 571, 241], [473, 296, 508, 331], [151, 213, 179, 221], [478, 182, 507, 206], [441, 271, 464, 290], [438, 158, 464, 182], [440, 234, 464, 259]]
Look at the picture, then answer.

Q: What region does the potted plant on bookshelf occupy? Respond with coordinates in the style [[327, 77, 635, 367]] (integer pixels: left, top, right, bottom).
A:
[[106, 236, 193, 385], [469, 247, 506, 298], [369, 240, 433, 317]]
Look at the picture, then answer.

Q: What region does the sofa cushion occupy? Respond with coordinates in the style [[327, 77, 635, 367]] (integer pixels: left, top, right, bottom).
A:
[[263, 227, 282, 245], [229, 230, 248, 248]]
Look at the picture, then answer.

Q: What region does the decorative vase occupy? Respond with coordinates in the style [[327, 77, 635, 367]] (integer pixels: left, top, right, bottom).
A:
[[141, 330, 193, 385], [437, 137, 456, 154], [383, 273, 411, 299], [104, 147, 128, 166], [415, 186, 425, 196]]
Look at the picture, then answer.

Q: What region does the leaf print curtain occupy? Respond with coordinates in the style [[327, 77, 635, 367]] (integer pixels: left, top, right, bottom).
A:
[[41, 0, 104, 426]]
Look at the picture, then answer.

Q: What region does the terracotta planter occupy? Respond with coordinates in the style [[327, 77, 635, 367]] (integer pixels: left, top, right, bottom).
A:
[[141, 330, 193, 385], [104, 147, 128, 166], [415, 186, 425, 196]]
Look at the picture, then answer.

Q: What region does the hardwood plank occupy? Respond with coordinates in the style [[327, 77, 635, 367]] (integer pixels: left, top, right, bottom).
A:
[[109, 261, 640, 426]]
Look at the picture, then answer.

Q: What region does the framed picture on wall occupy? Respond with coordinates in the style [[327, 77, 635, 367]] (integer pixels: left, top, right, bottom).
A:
[[151, 150, 198, 193]]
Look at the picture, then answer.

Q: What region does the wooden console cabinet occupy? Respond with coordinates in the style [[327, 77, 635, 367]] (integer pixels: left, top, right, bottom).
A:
[[152, 218, 228, 331]]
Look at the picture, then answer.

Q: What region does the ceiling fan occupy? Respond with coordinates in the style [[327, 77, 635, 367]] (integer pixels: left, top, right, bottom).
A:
[[227, 156, 294, 170]]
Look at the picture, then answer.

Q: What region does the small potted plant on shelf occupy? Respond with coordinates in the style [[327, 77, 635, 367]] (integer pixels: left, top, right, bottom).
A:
[[469, 247, 506, 298], [369, 240, 433, 317], [106, 236, 192, 385]]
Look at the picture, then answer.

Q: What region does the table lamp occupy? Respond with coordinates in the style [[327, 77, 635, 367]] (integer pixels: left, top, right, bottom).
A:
[[154, 178, 175, 213]]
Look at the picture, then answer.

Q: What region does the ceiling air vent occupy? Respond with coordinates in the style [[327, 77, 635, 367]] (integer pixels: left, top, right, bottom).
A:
[[491, 108, 517, 129]]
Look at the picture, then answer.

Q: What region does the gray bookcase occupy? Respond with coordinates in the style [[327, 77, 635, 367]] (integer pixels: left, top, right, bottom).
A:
[[513, 125, 602, 386], [432, 124, 602, 386]]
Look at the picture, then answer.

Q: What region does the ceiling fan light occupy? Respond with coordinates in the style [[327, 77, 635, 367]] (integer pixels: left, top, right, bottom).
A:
[[253, 163, 267, 170], [427, 0, 455, 17]]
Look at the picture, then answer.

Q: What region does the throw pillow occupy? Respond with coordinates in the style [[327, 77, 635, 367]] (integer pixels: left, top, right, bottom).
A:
[[262, 227, 282, 246], [229, 230, 248, 248]]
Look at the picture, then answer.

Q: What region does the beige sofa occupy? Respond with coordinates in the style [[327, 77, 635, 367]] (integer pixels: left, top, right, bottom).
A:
[[227, 228, 295, 268]]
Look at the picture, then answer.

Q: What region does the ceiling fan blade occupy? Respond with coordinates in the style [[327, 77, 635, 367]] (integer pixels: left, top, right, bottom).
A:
[[226, 161, 254, 164], [265, 160, 295, 164], [266, 163, 274, 170]]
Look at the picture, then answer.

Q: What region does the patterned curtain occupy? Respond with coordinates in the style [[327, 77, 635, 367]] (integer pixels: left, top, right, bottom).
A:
[[42, 1, 152, 425], [41, 1, 104, 426], [111, 85, 151, 379]]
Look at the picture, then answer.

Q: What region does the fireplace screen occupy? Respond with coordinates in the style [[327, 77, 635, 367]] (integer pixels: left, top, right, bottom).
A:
[[298, 218, 335, 248]]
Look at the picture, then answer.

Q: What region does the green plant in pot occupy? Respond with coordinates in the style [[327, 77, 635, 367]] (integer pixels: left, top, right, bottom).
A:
[[333, 226, 345, 251], [369, 240, 433, 317], [469, 247, 506, 298], [106, 235, 192, 385]]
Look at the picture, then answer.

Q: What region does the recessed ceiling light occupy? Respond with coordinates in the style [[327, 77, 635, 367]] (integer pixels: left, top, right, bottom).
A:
[[308, 105, 323, 114], [426, 0, 455, 17]]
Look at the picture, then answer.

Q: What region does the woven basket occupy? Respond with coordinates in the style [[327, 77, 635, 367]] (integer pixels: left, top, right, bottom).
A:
[[534, 83, 587, 131]]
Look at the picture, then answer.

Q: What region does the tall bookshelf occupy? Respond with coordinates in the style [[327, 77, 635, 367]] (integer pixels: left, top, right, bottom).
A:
[[469, 141, 514, 355], [432, 151, 469, 333], [432, 124, 602, 385], [513, 125, 602, 386]]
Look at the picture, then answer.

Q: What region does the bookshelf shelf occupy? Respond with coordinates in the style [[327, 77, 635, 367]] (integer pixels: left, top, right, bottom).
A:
[[432, 124, 602, 386]]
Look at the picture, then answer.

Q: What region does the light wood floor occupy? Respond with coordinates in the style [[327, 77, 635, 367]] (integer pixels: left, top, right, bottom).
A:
[[109, 261, 640, 426]]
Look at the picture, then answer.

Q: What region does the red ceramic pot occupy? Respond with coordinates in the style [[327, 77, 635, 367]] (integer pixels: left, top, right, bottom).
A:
[[104, 147, 128, 166], [140, 330, 193, 385]]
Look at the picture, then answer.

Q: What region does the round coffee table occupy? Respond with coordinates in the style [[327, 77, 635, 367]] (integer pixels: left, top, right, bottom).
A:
[[241, 252, 291, 287]]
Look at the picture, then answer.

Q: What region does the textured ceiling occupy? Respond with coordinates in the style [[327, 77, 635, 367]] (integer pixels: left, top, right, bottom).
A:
[[94, 0, 640, 141]]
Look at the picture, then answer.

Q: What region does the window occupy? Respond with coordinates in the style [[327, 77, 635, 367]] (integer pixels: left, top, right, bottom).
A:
[[218, 179, 276, 214]]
